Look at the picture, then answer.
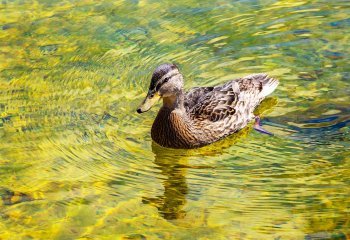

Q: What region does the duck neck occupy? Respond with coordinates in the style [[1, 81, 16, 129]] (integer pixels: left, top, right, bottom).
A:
[[162, 89, 185, 111]]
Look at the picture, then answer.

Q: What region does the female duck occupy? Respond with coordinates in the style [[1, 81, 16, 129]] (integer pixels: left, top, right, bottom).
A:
[[137, 63, 278, 149]]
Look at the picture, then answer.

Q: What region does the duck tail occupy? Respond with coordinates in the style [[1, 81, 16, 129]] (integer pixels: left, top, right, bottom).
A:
[[258, 74, 279, 98]]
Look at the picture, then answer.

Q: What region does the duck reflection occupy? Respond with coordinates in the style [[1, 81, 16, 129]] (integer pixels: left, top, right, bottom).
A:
[[142, 143, 189, 220], [142, 98, 277, 220], [142, 128, 252, 220]]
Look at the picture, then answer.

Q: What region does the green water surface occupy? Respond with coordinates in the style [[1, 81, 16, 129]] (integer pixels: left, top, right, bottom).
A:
[[0, 0, 349, 239]]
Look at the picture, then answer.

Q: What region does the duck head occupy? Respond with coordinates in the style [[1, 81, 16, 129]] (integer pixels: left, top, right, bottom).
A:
[[137, 63, 184, 113]]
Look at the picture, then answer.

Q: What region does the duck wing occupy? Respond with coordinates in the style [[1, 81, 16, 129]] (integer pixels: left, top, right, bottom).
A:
[[184, 86, 215, 110], [186, 83, 239, 122], [187, 74, 278, 123]]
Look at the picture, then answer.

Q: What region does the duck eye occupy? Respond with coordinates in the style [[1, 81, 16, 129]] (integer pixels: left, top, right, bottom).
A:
[[150, 93, 154, 98], [164, 77, 169, 83]]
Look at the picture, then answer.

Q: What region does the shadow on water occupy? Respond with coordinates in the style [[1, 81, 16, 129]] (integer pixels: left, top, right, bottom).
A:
[[264, 103, 350, 145]]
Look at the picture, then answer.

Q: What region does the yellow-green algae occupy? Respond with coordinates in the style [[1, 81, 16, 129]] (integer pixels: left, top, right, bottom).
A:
[[0, 0, 349, 239]]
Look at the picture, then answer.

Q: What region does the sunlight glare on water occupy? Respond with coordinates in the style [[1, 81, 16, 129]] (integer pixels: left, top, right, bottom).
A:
[[0, 0, 349, 239]]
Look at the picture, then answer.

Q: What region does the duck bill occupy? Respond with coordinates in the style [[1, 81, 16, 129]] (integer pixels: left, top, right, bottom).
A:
[[137, 92, 161, 113]]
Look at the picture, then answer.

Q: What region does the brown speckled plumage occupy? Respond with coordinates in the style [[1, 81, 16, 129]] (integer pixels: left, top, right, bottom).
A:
[[138, 63, 279, 149]]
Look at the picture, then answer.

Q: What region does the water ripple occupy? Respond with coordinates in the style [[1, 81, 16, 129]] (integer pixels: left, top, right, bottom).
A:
[[0, 0, 349, 238]]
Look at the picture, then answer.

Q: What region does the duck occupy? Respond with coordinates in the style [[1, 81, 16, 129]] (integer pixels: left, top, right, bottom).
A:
[[137, 63, 279, 149]]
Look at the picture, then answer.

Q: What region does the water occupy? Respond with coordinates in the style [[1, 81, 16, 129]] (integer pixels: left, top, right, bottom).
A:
[[0, 0, 349, 239]]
